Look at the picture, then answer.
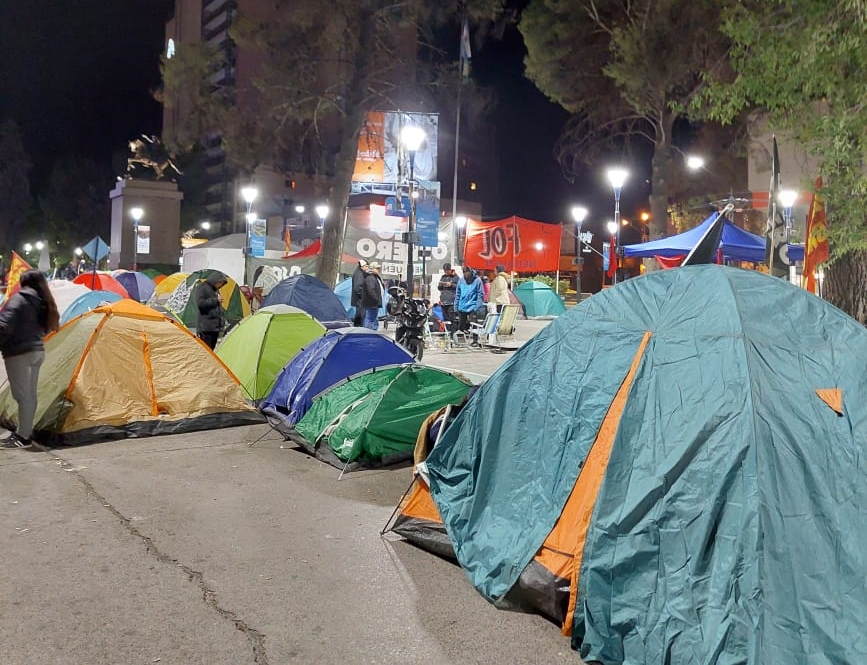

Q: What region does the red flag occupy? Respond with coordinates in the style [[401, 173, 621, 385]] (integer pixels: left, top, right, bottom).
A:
[[607, 235, 617, 279], [802, 177, 828, 293], [655, 254, 685, 270], [2, 251, 32, 306]]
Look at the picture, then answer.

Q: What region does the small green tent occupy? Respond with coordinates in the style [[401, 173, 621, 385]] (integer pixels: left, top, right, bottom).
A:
[[513, 280, 565, 317], [289, 364, 471, 470], [216, 305, 326, 401]]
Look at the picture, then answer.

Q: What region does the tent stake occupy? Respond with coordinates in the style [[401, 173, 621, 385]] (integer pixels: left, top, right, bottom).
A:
[[380, 478, 416, 536]]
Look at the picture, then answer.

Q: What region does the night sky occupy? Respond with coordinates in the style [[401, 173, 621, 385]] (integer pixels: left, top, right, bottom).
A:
[[0, 2, 641, 235]]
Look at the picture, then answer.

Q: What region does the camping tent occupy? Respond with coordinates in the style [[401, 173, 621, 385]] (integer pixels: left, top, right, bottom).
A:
[[287, 364, 471, 470], [73, 272, 130, 298], [334, 277, 387, 320], [406, 265, 867, 664], [261, 274, 349, 325], [160, 270, 251, 330], [215, 305, 326, 402], [623, 211, 806, 262], [60, 290, 123, 325], [0, 300, 262, 445], [260, 328, 413, 429], [147, 271, 189, 305], [48, 280, 93, 317], [512, 280, 565, 317], [114, 270, 156, 303]]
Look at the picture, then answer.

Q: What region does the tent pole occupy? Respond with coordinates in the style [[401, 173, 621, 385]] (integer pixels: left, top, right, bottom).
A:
[[380, 477, 416, 536], [337, 459, 352, 481]]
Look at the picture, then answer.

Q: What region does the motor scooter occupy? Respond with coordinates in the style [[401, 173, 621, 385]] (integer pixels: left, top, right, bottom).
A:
[[387, 286, 429, 361]]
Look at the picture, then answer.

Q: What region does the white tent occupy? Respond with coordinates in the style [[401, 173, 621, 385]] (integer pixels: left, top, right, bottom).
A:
[[181, 234, 286, 285]]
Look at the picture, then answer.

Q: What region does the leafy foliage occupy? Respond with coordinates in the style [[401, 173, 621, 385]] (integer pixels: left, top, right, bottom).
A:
[[704, 0, 867, 320], [519, 0, 735, 239]]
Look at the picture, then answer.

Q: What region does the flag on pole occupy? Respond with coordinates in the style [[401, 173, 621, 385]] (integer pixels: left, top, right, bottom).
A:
[[682, 212, 726, 266], [802, 177, 828, 293], [607, 235, 617, 280], [282, 218, 292, 256], [2, 252, 33, 306], [460, 19, 472, 78], [765, 136, 789, 277]]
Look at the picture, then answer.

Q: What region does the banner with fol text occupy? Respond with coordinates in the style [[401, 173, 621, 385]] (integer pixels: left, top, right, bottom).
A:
[[464, 216, 562, 274]]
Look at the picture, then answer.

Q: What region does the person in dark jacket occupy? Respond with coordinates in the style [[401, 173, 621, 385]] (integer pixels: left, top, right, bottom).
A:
[[0, 270, 60, 447], [350, 259, 369, 326], [196, 270, 227, 350], [360, 262, 385, 330], [437, 263, 459, 330]]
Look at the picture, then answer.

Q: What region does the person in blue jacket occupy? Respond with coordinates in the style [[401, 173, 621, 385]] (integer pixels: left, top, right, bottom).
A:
[[455, 266, 483, 343]]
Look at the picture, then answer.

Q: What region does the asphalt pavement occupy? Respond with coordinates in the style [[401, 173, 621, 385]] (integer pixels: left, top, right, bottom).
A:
[[0, 316, 579, 665]]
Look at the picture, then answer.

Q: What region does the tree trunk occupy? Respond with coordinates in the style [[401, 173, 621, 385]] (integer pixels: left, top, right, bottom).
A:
[[316, 10, 376, 288], [825, 249, 867, 325], [644, 113, 675, 273]]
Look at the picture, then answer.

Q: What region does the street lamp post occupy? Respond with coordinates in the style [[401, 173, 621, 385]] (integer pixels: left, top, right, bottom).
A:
[[778, 189, 797, 241], [606, 220, 618, 287], [315, 205, 329, 231], [130, 207, 144, 271], [240, 186, 258, 286], [571, 205, 588, 298], [454, 215, 467, 266], [606, 168, 628, 284], [401, 125, 426, 296]]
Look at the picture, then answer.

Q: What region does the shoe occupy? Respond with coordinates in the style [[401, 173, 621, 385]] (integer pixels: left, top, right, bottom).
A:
[[1, 433, 30, 448]]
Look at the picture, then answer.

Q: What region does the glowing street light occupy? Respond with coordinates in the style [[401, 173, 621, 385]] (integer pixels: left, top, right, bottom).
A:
[[778, 189, 798, 240], [686, 155, 706, 171], [571, 205, 589, 295], [315, 205, 329, 230]]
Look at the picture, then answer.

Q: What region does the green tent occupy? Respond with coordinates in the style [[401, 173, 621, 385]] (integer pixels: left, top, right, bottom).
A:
[[215, 305, 326, 401], [163, 269, 251, 330], [290, 364, 471, 470], [513, 280, 565, 317], [425, 265, 867, 664]]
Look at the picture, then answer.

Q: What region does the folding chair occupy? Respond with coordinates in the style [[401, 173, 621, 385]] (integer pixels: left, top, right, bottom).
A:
[[469, 311, 500, 348], [492, 304, 519, 349]]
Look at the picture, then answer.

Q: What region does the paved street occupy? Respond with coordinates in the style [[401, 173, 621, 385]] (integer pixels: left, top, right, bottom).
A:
[[0, 317, 581, 665]]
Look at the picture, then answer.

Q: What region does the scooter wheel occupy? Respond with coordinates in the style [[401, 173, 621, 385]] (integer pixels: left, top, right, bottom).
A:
[[405, 337, 424, 362]]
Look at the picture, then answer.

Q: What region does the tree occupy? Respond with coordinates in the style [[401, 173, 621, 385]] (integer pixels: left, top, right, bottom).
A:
[[519, 0, 734, 240], [38, 157, 112, 249], [0, 119, 32, 252], [705, 0, 867, 322], [160, 1, 503, 287]]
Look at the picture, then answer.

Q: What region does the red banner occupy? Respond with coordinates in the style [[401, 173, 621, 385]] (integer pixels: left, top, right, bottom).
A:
[[802, 177, 828, 293], [464, 216, 562, 273]]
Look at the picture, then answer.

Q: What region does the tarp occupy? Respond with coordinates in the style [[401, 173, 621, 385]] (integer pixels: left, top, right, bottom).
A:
[[260, 328, 413, 428], [288, 364, 471, 470], [624, 212, 805, 263], [261, 274, 349, 325], [0, 300, 262, 445], [512, 281, 565, 317], [215, 305, 326, 402], [424, 265, 867, 664], [464, 216, 562, 273]]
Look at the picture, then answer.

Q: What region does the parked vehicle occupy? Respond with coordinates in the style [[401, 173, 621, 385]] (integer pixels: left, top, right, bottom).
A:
[[387, 286, 428, 361]]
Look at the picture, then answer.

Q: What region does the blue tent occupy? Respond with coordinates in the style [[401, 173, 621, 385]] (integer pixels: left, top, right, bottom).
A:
[[334, 277, 387, 319], [115, 271, 156, 303], [623, 212, 804, 262], [260, 327, 413, 430], [261, 274, 350, 325], [60, 290, 124, 325]]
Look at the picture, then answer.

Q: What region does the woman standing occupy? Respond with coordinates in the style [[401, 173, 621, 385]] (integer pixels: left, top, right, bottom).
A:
[[0, 271, 60, 447]]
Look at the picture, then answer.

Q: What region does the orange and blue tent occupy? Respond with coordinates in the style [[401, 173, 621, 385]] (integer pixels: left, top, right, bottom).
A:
[[393, 265, 867, 664]]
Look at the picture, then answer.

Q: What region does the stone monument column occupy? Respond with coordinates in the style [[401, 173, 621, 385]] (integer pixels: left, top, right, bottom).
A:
[[108, 179, 184, 270]]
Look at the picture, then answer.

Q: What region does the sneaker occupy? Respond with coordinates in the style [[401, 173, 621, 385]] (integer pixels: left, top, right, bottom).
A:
[[1, 433, 30, 448]]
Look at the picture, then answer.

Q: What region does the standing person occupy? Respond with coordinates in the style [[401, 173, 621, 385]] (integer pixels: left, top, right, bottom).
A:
[[361, 262, 385, 330], [455, 266, 483, 342], [437, 263, 459, 330], [351, 259, 369, 326], [489, 265, 511, 313], [196, 270, 227, 350], [0, 270, 60, 447]]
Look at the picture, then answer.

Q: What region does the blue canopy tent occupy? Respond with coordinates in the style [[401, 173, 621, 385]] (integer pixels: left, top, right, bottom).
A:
[[623, 212, 804, 263]]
